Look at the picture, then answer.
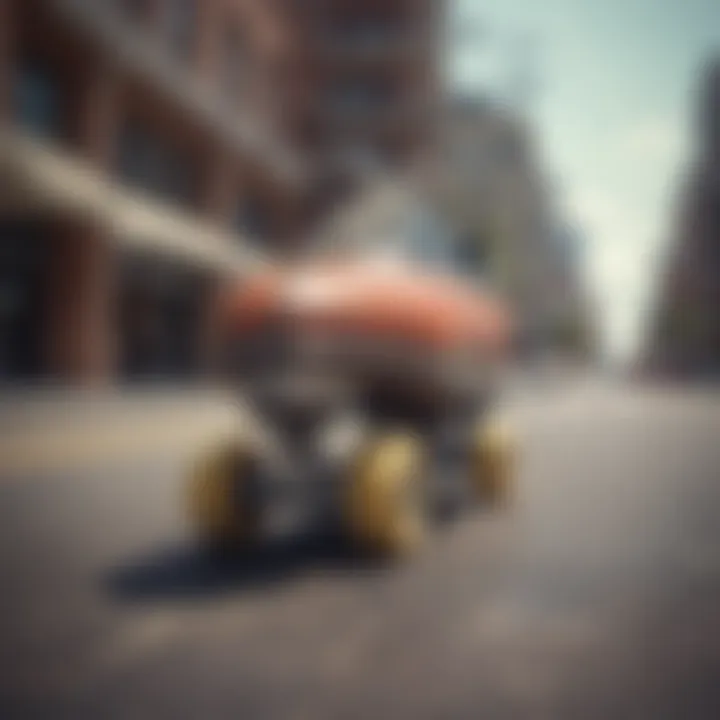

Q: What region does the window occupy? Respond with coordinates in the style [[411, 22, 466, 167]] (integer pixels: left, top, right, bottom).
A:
[[331, 78, 393, 114], [332, 16, 401, 50], [403, 208, 459, 269], [119, 255, 209, 379], [116, 121, 199, 207], [234, 198, 272, 241], [335, 143, 385, 174], [161, 0, 196, 61], [455, 233, 489, 274], [493, 131, 524, 169], [13, 63, 63, 139], [223, 25, 247, 101], [115, 0, 149, 21], [0, 224, 46, 380]]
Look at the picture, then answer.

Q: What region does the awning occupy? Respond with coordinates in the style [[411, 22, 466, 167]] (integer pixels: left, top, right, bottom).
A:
[[0, 130, 267, 276], [0, 130, 113, 219]]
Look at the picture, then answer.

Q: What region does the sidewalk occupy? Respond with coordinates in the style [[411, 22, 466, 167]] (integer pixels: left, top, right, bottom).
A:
[[0, 369, 591, 477], [0, 386, 248, 477]]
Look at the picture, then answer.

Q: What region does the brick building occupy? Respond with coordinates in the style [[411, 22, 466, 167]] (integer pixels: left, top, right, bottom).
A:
[[0, 0, 442, 385], [263, 0, 444, 235]]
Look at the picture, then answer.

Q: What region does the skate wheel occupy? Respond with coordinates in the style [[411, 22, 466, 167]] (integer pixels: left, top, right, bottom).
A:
[[471, 418, 516, 506], [345, 432, 427, 558], [186, 439, 260, 554]]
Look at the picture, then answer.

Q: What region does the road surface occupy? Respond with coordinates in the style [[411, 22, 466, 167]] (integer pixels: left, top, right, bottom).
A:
[[1, 378, 720, 719]]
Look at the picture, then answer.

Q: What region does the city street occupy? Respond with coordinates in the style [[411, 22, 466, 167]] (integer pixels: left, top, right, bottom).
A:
[[1, 378, 720, 719]]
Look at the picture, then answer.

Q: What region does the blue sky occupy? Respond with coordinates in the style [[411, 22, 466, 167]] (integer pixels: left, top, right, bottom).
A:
[[449, 0, 720, 359]]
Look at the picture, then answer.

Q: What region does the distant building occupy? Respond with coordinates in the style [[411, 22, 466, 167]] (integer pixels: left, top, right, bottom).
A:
[[277, 0, 445, 233], [312, 175, 470, 277], [424, 95, 593, 359], [0, 0, 443, 385], [644, 57, 720, 377], [312, 94, 597, 363]]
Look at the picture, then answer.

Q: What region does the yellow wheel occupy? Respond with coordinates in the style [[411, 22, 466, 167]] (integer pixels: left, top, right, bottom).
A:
[[186, 439, 260, 553], [471, 418, 515, 506], [345, 432, 427, 558]]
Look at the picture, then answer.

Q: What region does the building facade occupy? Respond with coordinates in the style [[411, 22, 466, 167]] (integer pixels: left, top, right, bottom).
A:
[[275, 0, 444, 228], [426, 96, 592, 359], [644, 57, 720, 377], [0, 0, 443, 385]]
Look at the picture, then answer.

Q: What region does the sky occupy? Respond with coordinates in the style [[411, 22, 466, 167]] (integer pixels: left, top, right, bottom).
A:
[[449, 0, 720, 360]]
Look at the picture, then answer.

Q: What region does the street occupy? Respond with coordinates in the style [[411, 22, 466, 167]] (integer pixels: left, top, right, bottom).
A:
[[1, 378, 720, 719]]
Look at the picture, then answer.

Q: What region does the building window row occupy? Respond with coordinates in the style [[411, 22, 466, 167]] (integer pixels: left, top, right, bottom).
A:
[[11, 59, 272, 242], [111, 0, 249, 101]]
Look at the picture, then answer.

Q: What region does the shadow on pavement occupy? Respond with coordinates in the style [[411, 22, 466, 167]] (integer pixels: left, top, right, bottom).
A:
[[104, 532, 386, 603]]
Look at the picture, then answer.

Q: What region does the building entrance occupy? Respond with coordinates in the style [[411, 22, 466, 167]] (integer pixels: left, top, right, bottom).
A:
[[0, 222, 47, 382], [119, 253, 213, 382]]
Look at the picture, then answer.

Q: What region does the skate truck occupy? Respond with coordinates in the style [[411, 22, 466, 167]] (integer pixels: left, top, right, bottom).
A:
[[186, 252, 516, 559]]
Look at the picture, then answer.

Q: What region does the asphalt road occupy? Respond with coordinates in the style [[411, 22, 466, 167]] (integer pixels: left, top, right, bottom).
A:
[[1, 378, 720, 719]]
